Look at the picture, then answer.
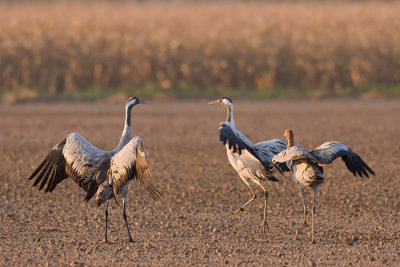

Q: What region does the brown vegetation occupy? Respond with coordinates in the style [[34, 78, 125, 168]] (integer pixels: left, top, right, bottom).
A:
[[0, 2, 400, 94]]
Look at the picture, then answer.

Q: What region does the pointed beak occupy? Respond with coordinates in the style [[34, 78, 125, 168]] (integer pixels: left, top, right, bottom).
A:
[[138, 99, 148, 104], [208, 100, 219, 105]]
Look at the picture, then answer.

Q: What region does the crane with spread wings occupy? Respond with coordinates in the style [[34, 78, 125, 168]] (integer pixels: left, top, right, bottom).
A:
[[272, 129, 375, 243], [28, 97, 161, 243]]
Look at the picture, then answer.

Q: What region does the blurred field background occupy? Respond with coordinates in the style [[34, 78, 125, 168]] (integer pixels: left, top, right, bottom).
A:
[[1, 1, 400, 103]]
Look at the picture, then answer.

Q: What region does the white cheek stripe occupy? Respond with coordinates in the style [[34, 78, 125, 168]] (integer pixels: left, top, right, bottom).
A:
[[128, 99, 136, 105]]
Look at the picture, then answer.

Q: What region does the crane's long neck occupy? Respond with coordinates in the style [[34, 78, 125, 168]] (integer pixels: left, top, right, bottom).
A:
[[125, 105, 133, 128], [286, 130, 294, 148], [115, 105, 133, 151], [225, 104, 234, 126]]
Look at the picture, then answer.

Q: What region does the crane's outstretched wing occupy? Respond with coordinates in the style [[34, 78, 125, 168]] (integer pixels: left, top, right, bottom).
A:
[[110, 137, 161, 199], [219, 123, 278, 182], [310, 141, 375, 178], [254, 139, 290, 174], [272, 145, 319, 164], [28, 133, 109, 201]]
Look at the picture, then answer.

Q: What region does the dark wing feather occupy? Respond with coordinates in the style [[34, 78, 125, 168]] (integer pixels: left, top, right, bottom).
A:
[[310, 141, 375, 178], [29, 133, 110, 201], [219, 123, 248, 155], [135, 144, 161, 198], [254, 139, 290, 174], [110, 137, 161, 198], [29, 138, 68, 192], [219, 123, 278, 182], [276, 162, 290, 173]]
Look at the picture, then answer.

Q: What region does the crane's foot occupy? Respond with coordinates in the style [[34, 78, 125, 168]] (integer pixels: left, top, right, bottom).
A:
[[262, 220, 270, 234], [233, 207, 245, 214], [311, 238, 316, 244], [128, 237, 135, 243], [300, 220, 309, 229], [100, 239, 114, 245]]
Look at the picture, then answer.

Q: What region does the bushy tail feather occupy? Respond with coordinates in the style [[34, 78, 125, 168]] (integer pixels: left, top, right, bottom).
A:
[[112, 184, 120, 206], [96, 183, 113, 207], [84, 181, 98, 202]]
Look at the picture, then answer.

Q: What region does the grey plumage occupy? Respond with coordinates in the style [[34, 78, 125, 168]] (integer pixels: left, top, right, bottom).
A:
[[28, 97, 160, 243], [272, 129, 375, 243], [219, 123, 289, 177], [273, 141, 375, 180], [310, 141, 375, 177], [209, 97, 288, 232], [109, 136, 161, 201]]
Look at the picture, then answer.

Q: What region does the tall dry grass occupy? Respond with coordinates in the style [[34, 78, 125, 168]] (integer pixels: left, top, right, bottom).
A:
[[0, 2, 400, 95]]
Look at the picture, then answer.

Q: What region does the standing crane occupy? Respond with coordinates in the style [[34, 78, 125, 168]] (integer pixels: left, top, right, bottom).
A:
[[208, 97, 288, 232], [272, 129, 375, 243], [28, 97, 161, 243]]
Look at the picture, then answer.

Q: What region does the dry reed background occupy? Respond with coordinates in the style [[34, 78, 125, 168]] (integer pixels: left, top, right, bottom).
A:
[[0, 2, 400, 98]]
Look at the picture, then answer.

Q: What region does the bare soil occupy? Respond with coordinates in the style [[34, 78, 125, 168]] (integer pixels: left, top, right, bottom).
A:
[[0, 99, 399, 265]]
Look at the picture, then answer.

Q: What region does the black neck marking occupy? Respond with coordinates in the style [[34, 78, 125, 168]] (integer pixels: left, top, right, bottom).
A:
[[126, 105, 133, 127]]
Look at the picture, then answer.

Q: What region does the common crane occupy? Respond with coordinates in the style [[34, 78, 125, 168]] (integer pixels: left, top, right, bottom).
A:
[[208, 97, 288, 232], [28, 97, 161, 243], [272, 129, 375, 243]]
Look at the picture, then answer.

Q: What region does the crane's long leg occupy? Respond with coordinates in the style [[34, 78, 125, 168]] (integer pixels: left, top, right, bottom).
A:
[[298, 184, 309, 228], [311, 187, 317, 244], [234, 182, 256, 214], [259, 183, 269, 234], [122, 198, 134, 242], [100, 201, 112, 244]]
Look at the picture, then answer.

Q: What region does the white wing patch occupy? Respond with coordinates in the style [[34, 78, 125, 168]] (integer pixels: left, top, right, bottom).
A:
[[310, 141, 349, 164], [63, 133, 111, 183], [309, 141, 375, 177]]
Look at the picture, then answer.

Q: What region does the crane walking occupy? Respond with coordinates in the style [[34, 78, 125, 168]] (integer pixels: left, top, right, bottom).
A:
[[272, 129, 375, 243], [209, 97, 288, 232], [28, 97, 161, 243]]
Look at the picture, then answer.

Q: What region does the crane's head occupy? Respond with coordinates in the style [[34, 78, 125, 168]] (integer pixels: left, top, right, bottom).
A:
[[208, 97, 234, 122], [126, 96, 146, 107], [208, 97, 233, 107]]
